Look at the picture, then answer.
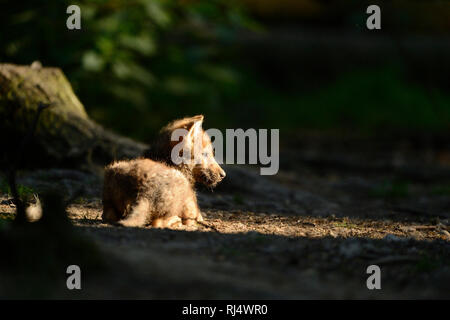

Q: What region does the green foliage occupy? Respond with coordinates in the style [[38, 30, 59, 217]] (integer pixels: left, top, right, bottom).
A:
[[0, 178, 35, 198], [369, 179, 410, 199], [241, 0, 450, 34], [430, 185, 450, 196], [1, 0, 255, 139], [239, 67, 450, 133], [1, 1, 448, 141]]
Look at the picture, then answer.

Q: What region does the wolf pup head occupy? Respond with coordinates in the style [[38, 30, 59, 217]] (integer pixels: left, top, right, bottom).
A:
[[145, 115, 226, 187]]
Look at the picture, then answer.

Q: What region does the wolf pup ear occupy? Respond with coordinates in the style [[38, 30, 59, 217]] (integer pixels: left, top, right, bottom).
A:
[[190, 114, 204, 122], [186, 115, 204, 130], [165, 115, 204, 149], [186, 115, 204, 141]]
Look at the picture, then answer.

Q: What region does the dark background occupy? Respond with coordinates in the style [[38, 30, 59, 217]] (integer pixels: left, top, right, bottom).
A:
[[2, 0, 449, 141]]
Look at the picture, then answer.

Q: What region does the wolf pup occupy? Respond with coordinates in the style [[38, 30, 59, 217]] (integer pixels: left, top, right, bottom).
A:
[[102, 115, 225, 228]]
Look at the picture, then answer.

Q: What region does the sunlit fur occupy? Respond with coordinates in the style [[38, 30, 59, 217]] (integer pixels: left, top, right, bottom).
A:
[[102, 115, 225, 228]]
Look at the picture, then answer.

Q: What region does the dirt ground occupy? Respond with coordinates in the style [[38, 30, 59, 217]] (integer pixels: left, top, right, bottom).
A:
[[1, 137, 449, 299]]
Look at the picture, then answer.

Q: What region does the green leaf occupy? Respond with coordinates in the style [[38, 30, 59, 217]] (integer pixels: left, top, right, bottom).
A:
[[82, 51, 105, 72], [118, 33, 156, 56], [144, 1, 171, 27]]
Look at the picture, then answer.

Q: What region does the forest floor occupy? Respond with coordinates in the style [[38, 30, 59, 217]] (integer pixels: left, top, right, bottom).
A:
[[1, 135, 449, 299]]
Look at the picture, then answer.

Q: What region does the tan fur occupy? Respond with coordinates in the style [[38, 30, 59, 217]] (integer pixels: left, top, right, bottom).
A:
[[102, 115, 225, 228], [144, 114, 225, 187]]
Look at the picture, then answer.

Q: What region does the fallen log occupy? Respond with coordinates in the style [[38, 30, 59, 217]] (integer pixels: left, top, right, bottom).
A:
[[0, 62, 147, 170]]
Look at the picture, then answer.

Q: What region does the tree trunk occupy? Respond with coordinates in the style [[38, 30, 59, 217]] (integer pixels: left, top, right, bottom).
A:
[[0, 62, 147, 171]]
